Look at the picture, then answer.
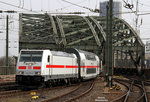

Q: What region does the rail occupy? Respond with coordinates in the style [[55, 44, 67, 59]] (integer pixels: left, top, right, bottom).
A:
[[136, 81, 148, 102], [111, 78, 131, 102], [42, 80, 95, 102], [112, 78, 148, 102]]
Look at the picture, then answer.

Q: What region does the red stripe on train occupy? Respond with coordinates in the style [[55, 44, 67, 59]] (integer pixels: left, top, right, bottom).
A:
[[46, 65, 99, 68], [66, 65, 78, 68], [46, 65, 65, 68], [33, 66, 41, 70], [18, 66, 26, 69]]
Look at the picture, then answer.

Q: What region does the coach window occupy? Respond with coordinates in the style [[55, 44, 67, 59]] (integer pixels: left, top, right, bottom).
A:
[[47, 55, 50, 63]]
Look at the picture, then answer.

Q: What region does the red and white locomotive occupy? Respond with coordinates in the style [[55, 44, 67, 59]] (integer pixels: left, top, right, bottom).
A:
[[16, 48, 101, 85]]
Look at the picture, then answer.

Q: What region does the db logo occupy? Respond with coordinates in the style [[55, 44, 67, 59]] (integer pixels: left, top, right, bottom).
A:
[[28, 66, 32, 69]]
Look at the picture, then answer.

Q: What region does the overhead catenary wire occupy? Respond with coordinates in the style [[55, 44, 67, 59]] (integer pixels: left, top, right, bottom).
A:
[[122, 0, 143, 32], [62, 0, 100, 13], [0, 1, 150, 33], [57, 0, 65, 10], [0, 1, 29, 11], [133, 0, 150, 8], [130, 0, 150, 15], [0, 1, 41, 14], [0, 0, 90, 14], [0, 1, 149, 15], [51, 0, 87, 12], [1, 9, 150, 15], [137, 12, 150, 16], [0, 16, 19, 21], [123, 0, 134, 10]]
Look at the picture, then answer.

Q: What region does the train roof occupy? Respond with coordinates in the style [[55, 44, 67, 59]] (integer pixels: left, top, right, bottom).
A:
[[51, 51, 75, 58], [66, 48, 98, 61], [78, 49, 97, 56]]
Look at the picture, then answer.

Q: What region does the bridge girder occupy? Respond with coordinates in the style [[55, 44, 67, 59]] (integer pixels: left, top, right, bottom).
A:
[[19, 13, 145, 72]]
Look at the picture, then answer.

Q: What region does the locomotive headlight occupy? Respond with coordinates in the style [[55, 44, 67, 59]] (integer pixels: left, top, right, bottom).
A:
[[35, 72, 41, 75], [18, 71, 24, 75]]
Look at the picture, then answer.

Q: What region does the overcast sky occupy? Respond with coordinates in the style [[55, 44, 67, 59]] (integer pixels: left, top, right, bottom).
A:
[[0, 0, 150, 57]]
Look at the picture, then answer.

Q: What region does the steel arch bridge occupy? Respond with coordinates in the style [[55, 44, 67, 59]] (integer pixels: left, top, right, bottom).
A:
[[19, 13, 145, 73]]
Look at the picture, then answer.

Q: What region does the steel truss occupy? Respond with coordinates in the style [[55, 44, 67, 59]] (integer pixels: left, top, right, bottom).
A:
[[19, 13, 145, 73]]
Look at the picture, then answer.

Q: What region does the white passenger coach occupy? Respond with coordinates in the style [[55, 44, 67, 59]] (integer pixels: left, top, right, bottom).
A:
[[16, 48, 101, 85]]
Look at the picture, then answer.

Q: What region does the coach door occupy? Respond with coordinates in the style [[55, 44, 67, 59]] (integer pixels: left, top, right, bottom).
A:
[[47, 55, 52, 76]]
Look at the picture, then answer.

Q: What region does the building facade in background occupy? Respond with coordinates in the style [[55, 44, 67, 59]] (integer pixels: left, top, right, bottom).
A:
[[145, 41, 150, 68], [100, 1, 122, 18], [145, 41, 150, 54]]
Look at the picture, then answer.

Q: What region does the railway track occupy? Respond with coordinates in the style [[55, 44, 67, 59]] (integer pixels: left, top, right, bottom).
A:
[[0, 90, 23, 98], [0, 81, 19, 91], [136, 81, 148, 102], [0, 81, 83, 102], [0, 85, 66, 99], [112, 78, 148, 102], [0, 81, 15, 86], [41, 80, 95, 102]]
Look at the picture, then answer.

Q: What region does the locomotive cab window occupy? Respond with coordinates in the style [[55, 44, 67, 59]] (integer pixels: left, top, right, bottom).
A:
[[85, 55, 96, 61], [47, 55, 50, 62], [19, 51, 43, 62]]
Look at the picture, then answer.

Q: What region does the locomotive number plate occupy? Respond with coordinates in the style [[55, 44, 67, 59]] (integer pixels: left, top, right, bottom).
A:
[[28, 66, 32, 69]]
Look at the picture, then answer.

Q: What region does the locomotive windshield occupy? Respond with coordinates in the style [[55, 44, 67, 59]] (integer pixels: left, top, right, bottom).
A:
[[19, 51, 43, 62]]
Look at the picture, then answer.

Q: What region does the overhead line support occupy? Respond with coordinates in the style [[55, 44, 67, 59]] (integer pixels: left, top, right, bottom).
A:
[[5, 15, 9, 74], [105, 0, 113, 87]]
